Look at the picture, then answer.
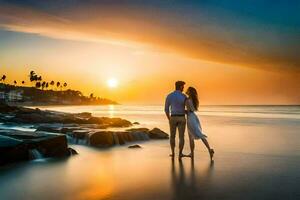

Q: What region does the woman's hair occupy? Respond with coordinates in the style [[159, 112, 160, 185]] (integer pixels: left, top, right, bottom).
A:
[[186, 87, 199, 110]]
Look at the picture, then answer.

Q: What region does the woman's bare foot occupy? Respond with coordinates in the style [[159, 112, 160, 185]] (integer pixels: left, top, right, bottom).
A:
[[209, 149, 215, 161], [179, 153, 188, 158], [186, 153, 194, 158]]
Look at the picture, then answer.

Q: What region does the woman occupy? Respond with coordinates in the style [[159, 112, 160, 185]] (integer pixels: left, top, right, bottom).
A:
[[185, 87, 214, 161]]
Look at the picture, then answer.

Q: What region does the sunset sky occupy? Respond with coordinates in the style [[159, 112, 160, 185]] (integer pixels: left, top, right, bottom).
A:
[[0, 0, 299, 104]]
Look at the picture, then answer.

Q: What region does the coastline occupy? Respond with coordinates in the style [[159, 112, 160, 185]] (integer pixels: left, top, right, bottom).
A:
[[7, 102, 119, 107], [0, 103, 168, 166]]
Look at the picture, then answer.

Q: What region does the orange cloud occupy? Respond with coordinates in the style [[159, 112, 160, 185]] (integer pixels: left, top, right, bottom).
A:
[[0, 4, 299, 73]]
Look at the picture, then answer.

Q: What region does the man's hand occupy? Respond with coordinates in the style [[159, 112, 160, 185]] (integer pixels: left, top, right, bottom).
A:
[[165, 113, 170, 121]]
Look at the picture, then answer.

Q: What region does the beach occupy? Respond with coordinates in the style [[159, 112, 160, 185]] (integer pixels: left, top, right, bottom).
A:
[[0, 105, 300, 200]]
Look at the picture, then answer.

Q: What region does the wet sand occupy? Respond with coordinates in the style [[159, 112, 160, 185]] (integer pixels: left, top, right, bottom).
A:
[[0, 141, 299, 200]]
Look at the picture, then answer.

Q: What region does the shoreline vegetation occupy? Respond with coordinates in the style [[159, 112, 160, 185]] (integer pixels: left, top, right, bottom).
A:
[[0, 103, 169, 166], [0, 71, 118, 106]]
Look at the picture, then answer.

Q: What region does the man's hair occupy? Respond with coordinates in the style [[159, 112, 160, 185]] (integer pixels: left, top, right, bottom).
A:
[[175, 81, 185, 90]]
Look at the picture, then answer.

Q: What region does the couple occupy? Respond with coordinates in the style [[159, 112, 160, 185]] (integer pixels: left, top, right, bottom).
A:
[[165, 81, 214, 161]]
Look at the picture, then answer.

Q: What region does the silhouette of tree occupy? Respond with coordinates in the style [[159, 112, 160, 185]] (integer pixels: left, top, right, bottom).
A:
[[1, 75, 6, 83], [63, 82, 67, 89], [50, 81, 55, 90], [13, 80, 17, 86], [35, 82, 41, 89], [90, 93, 94, 99], [41, 81, 46, 90], [29, 71, 38, 87], [30, 71, 35, 77], [46, 82, 49, 90], [22, 81, 25, 85], [56, 82, 60, 90]]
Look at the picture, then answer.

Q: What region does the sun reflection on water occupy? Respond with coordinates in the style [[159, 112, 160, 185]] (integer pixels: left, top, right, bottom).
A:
[[108, 105, 115, 118]]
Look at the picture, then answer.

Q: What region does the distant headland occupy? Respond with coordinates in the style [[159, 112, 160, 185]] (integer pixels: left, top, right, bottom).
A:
[[0, 71, 117, 106]]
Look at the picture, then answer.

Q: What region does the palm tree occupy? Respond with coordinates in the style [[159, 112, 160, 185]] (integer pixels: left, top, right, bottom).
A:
[[35, 82, 41, 89], [46, 82, 49, 90], [1, 75, 6, 83], [29, 71, 43, 88], [50, 81, 55, 90], [22, 81, 25, 85], [29, 71, 37, 87], [13, 80, 17, 86], [30, 71, 35, 77], [29, 71, 35, 81], [56, 82, 60, 90], [63, 82, 67, 90], [41, 81, 46, 90]]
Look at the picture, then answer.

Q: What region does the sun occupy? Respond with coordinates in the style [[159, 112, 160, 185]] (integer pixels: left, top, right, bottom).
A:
[[107, 78, 119, 88]]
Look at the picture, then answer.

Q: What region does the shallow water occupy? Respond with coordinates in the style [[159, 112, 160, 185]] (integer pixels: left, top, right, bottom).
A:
[[1, 105, 300, 200]]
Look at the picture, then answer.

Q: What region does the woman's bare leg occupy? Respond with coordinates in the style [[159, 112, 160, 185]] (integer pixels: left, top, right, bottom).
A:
[[201, 138, 211, 150], [201, 138, 214, 161], [186, 131, 195, 158], [189, 137, 195, 158]]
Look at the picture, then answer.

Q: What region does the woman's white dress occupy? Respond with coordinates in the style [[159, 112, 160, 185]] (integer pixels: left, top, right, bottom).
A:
[[186, 98, 207, 140]]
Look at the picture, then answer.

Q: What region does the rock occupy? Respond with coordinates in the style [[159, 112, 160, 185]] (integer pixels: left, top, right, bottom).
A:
[[67, 147, 78, 156], [148, 128, 169, 139], [133, 122, 140, 125], [86, 117, 104, 124], [89, 131, 114, 147], [0, 104, 170, 153], [87, 131, 149, 147], [131, 131, 150, 141], [26, 132, 69, 158], [35, 124, 63, 133], [0, 106, 134, 130], [116, 132, 126, 145], [60, 127, 80, 134], [107, 117, 132, 127], [0, 135, 28, 165], [128, 144, 142, 148], [0, 134, 23, 147], [74, 112, 92, 119], [80, 124, 108, 129], [70, 130, 90, 139], [86, 117, 132, 127], [112, 132, 120, 145], [126, 128, 149, 132], [0, 129, 44, 139], [0, 130, 71, 166]]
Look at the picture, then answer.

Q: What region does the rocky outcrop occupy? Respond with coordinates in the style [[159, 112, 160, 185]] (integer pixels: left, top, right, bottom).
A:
[[148, 128, 169, 139], [0, 135, 27, 165], [128, 144, 142, 148], [0, 103, 169, 166], [35, 124, 63, 133], [0, 129, 77, 166], [89, 131, 115, 147], [66, 127, 168, 147], [0, 104, 132, 128]]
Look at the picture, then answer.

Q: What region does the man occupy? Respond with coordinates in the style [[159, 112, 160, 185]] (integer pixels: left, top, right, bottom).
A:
[[165, 81, 187, 158]]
